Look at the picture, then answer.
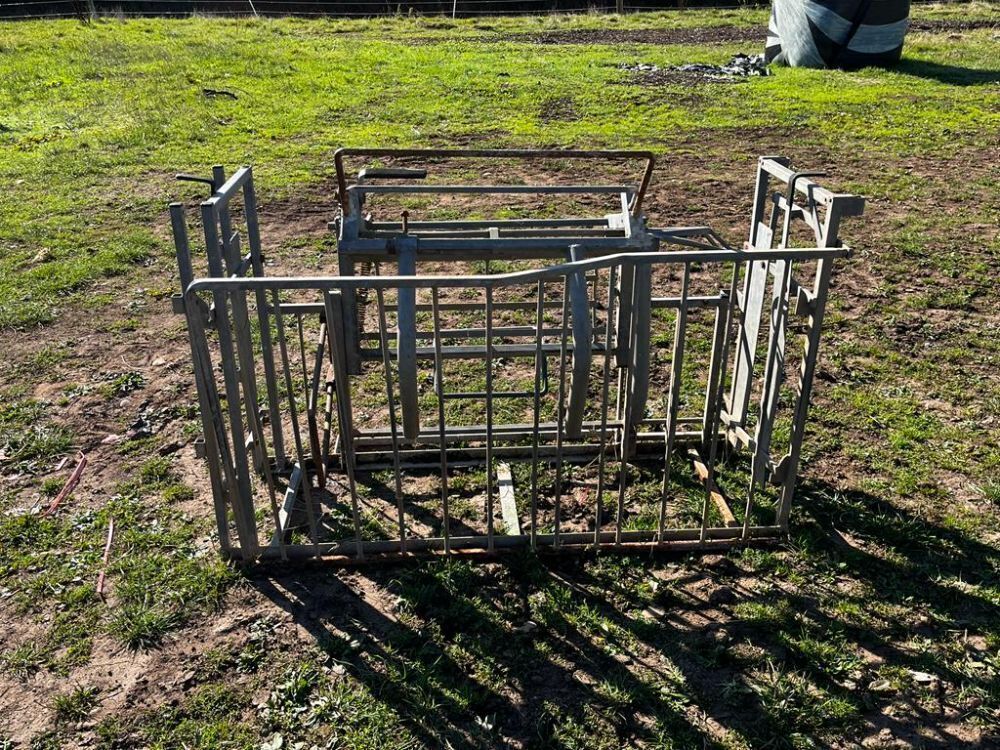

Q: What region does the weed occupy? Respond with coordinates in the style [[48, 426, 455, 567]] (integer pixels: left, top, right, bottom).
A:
[[39, 476, 64, 497], [104, 371, 146, 397], [976, 479, 1000, 505], [139, 456, 173, 486], [28, 732, 60, 750], [0, 398, 72, 470], [261, 664, 323, 731], [52, 686, 99, 724], [108, 602, 179, 651], [163, 483, 195, 502], [0, 643, 44, 680]]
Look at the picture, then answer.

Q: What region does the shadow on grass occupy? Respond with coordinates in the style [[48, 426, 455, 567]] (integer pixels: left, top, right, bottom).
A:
[[248, 478, 999, 749], [896, 59, 1000, 86]]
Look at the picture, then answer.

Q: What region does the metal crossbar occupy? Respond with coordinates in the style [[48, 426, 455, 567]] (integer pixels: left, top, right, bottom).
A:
[[170, 151, 864, 562]]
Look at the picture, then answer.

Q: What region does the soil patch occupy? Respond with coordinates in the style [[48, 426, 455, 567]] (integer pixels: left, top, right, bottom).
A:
[[538, 95, 579, 121], [498, 25, 766, 46], [910, 18, 1000, 32], [626, 69, 751, 86]]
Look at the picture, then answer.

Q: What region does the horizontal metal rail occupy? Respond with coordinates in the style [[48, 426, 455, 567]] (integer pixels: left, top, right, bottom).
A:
[[349, 184, 634, 196], [333, 147, 656, 216], [365, 216, 615, 230], [251, 526, 786, 561], [185, 246, 850, 297]]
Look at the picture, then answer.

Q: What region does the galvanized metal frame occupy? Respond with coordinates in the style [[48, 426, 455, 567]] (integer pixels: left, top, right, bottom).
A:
[[172, 152, 863, 563]]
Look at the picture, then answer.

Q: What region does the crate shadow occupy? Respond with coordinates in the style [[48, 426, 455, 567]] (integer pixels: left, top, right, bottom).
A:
[[247, 477, 999, 748]]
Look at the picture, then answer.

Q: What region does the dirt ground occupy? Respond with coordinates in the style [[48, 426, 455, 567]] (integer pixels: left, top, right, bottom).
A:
[[1, 120, 998, 747], [497, 26, 767, 45]]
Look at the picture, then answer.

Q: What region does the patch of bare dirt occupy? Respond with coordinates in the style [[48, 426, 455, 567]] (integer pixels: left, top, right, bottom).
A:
[[499, 25, 766, 46], [910, 18, 1000, 32], [625, 68, 752, 86], [538, 96, 579, 122]]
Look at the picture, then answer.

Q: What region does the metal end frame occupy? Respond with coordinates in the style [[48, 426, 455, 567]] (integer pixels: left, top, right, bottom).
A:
[[172, 153, 863, 562]]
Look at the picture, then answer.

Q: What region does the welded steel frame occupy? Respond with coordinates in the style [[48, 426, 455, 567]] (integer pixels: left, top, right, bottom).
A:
[[172, 153, 864, 562]]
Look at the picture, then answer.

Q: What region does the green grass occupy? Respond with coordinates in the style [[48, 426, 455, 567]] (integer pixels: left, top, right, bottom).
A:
[[0, 397, 73, 472], [1, 3, 999, 748], [1, 5, 998, 327], [1, 459, 236, 679], [52, 686, 100, 724]]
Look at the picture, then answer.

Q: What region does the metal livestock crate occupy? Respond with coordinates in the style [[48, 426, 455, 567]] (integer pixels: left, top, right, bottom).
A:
[[170, 149, 864, 562]]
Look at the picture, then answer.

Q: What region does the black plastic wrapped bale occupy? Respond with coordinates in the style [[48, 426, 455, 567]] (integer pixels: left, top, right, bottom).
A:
[[765, 0, 910, 69]]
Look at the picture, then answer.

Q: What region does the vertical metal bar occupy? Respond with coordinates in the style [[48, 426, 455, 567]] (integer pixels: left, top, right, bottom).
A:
[[325, 292, 365, 558], [170, 204, 194, 294], [485, 286, 495, 552], [337, 246, 362, 375], [615, 320, 634, 546], [306, 323, 328, 487], [553, 279, 571, 547], [243, 171, 286, 466], [212, 163, 226, 193], [752, 260, 792, 485], [249, 410, 286, 561], [212, 165, 235, 273], [375, 288, 407, 552], [395, 238, 420, 441], [729, 257, 768, 429], [615, 368, 624, 424], [625, 253, 653, 452], [321, 365, 335, 465], [529, 279, 545, 551], [614, 261, 635, 369], [226, 234, 268, 473], [749, 156, 786, 248], [730, 160, 785, 430], [701, 269, 741, 543], [296, 314, 311, 429], [701, 295, 729, 453], [590, 267, 600, 336], [594, 264, 617, 546], [702, 271, 739, 517], [170, 208, 232, 550], [184, 294, 233, 553], [224, 267, 284, 557], [201, 203, 257, 558], [743, 258, 793, 542], [430, 288, 451, 556], [565, 244, 592, 440], [658, 262, 689, 540], [614, 444, 628, 545], [775, 201, 845, 528], [272, 295, 321, 556]]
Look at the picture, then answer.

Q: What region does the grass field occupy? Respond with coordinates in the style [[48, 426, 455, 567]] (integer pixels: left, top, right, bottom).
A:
[[1, 3, 999, 748]]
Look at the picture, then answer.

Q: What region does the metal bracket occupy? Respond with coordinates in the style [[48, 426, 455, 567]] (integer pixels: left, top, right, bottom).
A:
[[793, 285, 816, 317], [172, 292, 212, 326], [769, 454, 791, 485]]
